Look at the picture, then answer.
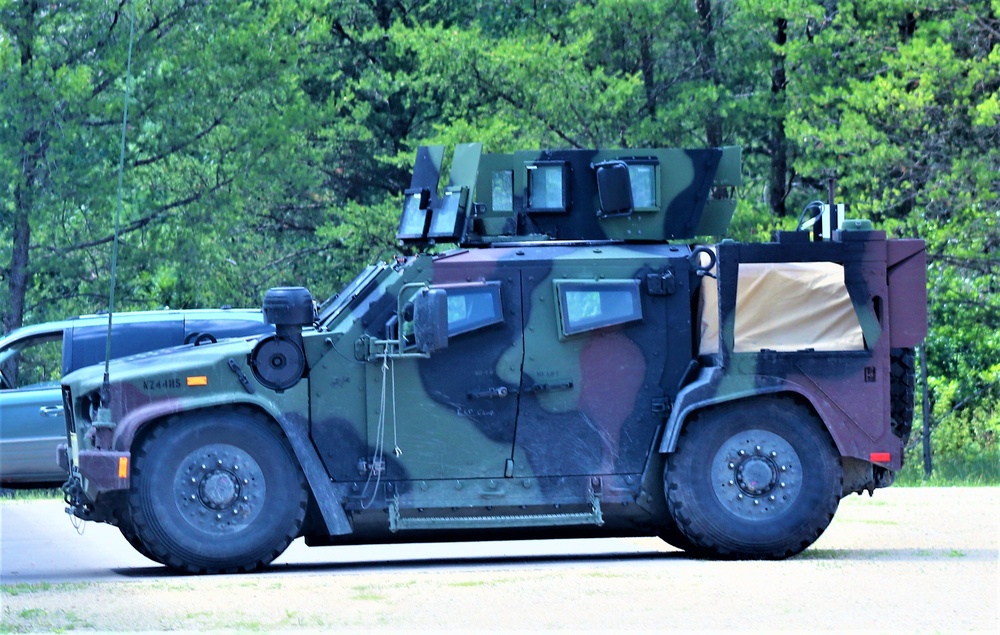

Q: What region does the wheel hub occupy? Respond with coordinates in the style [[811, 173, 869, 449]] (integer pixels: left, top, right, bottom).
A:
[[173, 443, 265, 534], [734, 456, 778, 496], [198, 469, 241, 510], [710, 429, 803, 521]]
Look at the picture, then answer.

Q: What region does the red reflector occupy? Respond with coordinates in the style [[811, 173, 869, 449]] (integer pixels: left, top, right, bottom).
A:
[[870, 452, 892, 463]]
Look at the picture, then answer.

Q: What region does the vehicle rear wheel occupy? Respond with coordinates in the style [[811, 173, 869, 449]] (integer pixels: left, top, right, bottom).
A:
[[656, 513, 703, 554], [665, 397, 842, 559], [128, 409, 307, 574]]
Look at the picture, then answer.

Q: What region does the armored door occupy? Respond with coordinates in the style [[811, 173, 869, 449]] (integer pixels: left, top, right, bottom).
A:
[[364, 274, 524, 481], [512, 255, 687, 478]]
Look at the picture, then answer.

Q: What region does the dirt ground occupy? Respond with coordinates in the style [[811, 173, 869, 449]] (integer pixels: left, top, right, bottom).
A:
[[1, 486, 998, 633]]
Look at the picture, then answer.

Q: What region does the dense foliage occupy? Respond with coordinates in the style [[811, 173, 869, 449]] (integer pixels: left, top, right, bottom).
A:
[[2, 0, 997, 478]]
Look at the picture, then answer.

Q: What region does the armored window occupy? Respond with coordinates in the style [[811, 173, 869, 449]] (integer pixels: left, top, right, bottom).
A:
[[555, 280, 642, 336], [492, 170, 514, 212], [427, 186, 468, 241], [526, 161, 569, 213], [398, 188, 432, 240], [441, 282, 504, 337], [626, 160, 659, 211]]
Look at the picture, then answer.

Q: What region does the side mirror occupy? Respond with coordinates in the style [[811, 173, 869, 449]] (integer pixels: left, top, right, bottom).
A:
[[413, 288, 449, 353]]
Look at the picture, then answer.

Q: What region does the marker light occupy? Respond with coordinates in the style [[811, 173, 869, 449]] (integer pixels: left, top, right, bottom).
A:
[[870, 452, 892, 464], [187, 376, 208, 387], [118, 456, 129, 479]]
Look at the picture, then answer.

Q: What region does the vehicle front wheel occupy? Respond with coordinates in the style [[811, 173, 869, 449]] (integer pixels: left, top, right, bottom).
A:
[[665, 397, 842, 559], [128, 409, 308, 574]]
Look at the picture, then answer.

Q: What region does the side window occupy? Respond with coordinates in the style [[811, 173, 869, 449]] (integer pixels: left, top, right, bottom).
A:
[[444, 282, 504, 337], [555, 280, 642, 336], [492, 170, 514, 212], [626, 162, 658, 211], [0, 333, 64, 390], [526, 161, 569, 213]]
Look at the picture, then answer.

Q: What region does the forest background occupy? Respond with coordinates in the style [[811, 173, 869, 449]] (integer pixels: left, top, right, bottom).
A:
[[2, 0, 997, 481]]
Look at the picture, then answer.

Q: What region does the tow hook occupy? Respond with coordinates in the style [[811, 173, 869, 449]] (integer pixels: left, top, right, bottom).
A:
[[62, 477, 94, 520]]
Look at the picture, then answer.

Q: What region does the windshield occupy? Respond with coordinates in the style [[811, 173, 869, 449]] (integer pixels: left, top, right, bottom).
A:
[[317, 264, 386, 325]]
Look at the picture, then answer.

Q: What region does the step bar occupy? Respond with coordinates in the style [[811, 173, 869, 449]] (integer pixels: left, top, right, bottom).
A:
[[388, 494, 604, 532]]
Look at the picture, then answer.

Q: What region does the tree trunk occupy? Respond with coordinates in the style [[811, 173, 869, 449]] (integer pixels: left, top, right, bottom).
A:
[[769, 17, 789, 218], [5, 0, 39, 334], [695, 0, 723, 147]]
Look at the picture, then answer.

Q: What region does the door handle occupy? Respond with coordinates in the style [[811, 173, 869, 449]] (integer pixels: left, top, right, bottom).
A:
[[530, 381, 573, 393], [468, 386, 512, 399], [40, 405, 65, 417]]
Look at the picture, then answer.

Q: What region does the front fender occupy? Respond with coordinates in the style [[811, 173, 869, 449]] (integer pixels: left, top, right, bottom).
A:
[[106, 368, 353, 537]]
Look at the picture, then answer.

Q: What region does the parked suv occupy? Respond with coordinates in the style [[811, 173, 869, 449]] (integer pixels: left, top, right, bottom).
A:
[[1, 309, 272, 487]]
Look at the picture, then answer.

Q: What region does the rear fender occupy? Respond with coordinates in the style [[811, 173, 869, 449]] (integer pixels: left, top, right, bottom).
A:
[[658, 367, 889, 467]]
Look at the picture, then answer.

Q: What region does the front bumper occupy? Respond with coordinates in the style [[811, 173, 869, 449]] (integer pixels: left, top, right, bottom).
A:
[[58, 443, 131, 503]]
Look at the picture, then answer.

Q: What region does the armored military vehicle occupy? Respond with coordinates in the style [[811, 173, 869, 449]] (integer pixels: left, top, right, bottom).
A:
[[59, 143, 927, 573]]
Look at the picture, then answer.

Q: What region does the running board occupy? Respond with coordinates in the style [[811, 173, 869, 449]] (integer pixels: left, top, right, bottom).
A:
[[388, 495, 604, 532]]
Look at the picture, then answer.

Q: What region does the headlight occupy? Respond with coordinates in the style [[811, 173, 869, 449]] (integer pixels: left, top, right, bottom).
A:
[[80, 390, 102, 427]]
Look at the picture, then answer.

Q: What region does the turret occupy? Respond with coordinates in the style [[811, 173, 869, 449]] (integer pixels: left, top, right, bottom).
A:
[[396, 143, 742, 247]]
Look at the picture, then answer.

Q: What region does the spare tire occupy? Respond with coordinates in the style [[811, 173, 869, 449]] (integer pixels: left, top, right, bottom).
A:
[[890, 348, 916, 445]]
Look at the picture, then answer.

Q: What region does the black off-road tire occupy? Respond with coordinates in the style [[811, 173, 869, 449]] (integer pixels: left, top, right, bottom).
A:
[[128, 408, 308, 574], [890, 347, 916, 444], [118, 513, 163, 565], [656, 514, 704, 555], [665, 397, 842, 559]]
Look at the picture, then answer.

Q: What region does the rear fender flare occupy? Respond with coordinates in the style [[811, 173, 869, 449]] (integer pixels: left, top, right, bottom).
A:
[[659, 368, 849, 458]]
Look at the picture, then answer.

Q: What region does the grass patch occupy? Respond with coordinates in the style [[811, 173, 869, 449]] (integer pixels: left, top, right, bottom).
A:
[[895, 454, 1000, 486], [0, 608, 94, 633], [16, 609, 45, 621], [1, 582, 86, 596], [350, 584, 386, 601], [447, 580, 488, 588], [0, 488, 62, 501]]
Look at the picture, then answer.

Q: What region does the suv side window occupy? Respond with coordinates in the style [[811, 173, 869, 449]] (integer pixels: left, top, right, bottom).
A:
[[554, 279, 643, 336], [0, 333, 64, 390]]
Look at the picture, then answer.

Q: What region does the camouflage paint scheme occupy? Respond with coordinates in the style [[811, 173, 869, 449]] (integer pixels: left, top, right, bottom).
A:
[[59, 143, 927, 570]]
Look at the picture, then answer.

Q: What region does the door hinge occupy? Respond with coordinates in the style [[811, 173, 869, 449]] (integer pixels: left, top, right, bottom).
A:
[[646, 270, 676, 296], [651, 397, 670, 414]]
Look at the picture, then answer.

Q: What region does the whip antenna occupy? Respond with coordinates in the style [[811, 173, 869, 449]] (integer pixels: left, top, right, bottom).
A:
[[100, 0, 136, 408]]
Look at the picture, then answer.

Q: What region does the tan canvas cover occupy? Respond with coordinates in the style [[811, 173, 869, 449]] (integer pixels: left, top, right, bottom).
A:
[[699, 258, 865, 355]]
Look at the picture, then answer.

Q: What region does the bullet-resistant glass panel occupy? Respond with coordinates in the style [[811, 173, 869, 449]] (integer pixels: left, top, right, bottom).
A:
[[628, 163, 658, 210], [442, 282, 504, 337], [428, 188, 466, 240], [527, 162, 568, 212], [555, 280, 642, 336], [398, 191, 430, 239], [492, 170, 513, 212]]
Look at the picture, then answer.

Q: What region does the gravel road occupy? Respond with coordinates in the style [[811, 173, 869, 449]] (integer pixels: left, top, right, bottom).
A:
[[1, 486, 998, 632]]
